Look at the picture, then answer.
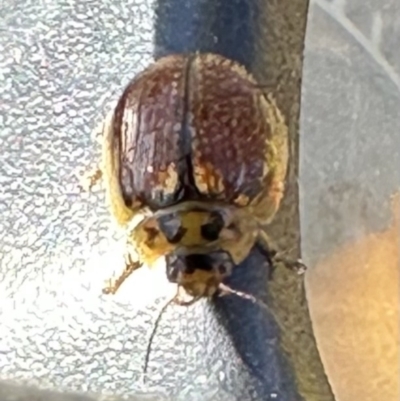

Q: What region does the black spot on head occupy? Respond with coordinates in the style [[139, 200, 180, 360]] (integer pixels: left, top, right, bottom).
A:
[[158, 214, 187, 244], [201, 211, 225, 241], [166, 250, 234, 285], [184, 254, 213, 273], [165, 253, 213, 283]]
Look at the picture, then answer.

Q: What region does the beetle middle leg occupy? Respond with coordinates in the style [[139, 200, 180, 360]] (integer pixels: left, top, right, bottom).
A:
[[256, 230, 307, 275], [77, 108, 115, 192], [78, 166, 103, 192]]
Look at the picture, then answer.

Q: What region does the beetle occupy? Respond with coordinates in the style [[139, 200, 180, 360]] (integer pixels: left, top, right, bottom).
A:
[[81, 52, 293, 302]]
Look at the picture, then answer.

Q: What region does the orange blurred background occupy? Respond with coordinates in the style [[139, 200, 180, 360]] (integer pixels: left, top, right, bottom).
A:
[[306, 194, 399, 401]]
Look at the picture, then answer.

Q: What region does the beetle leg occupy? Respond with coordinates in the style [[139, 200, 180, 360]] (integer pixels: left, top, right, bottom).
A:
[[92, 102, 117, 144], [102, 253, 143, 295], [78, 107, 117, 192], [256, 230, 307, 275], [91, 118, 106, 145], [255, 229, 276, 257], [78, 166, 103, 192], [272, 253, 307, 275]]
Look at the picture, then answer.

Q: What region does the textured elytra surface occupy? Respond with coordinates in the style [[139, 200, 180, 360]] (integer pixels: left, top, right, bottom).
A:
[[114, 55, 188, 210], [113, 52, 282, 214], [189, 54, 275, 206]]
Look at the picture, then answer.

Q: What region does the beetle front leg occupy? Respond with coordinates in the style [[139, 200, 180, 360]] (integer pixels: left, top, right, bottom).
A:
[[102, 252, 143, 295], [256, 230, 307, 275]]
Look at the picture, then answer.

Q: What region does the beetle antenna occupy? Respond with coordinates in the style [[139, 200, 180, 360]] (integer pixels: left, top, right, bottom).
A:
[[256, 240, 307, 276], [142, 291, 177, 381], [217, 282, 282, 326], [217, 283, 267, 311]]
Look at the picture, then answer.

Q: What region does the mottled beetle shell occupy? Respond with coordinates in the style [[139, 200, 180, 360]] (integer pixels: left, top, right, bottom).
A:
[[105, 53, 288, 226]]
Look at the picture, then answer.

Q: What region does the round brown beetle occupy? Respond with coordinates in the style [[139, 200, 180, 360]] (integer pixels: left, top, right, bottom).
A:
[[83, 52, 289, 301]]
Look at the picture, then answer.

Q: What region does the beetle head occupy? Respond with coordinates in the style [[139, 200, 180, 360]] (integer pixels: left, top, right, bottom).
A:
[[165, 250, 235, 301]]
